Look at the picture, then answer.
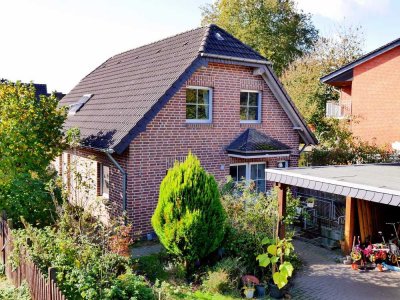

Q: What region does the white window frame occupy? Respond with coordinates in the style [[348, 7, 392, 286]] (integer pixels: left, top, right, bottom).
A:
[[249, 162, 266, 192], [229, 163, 248, 183], [240, 90, 262, 124], [230, 162, 266, 192], [100, 164, 110, 198], [185, 86, 213, 124]]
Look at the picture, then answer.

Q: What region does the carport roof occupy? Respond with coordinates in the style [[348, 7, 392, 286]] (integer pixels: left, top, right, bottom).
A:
[[266, 164, 400, 206]]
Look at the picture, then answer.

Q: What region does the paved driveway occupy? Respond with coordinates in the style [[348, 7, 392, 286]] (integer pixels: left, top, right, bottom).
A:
[[290, 240, 400, 300]]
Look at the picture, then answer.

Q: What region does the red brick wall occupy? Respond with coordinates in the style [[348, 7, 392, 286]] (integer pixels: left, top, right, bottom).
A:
[[62, 62, 301, 234], [350, 46, 400, 146], [127, 62, 300, 233], [340, 86, 352, 117]]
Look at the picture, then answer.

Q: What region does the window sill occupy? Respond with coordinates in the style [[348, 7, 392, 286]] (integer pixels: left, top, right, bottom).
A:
[[185, 123, 214, 128], [240, 122, 262, 128]]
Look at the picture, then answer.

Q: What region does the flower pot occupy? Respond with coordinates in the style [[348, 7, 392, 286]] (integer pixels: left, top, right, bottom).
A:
[[377, 264, 383, 272], [268, 281, 284, 299], [244, 288, 255, 298], [307, 202, 314, 208], [351, 263, 358, 270], [255, 284, 266, 298]]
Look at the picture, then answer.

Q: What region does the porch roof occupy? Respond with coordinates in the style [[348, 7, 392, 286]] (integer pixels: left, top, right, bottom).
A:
[[266, 164, 400, 206]]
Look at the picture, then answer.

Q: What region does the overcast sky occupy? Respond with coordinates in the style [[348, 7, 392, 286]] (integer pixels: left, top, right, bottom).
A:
[[1, 0, 399, 93]]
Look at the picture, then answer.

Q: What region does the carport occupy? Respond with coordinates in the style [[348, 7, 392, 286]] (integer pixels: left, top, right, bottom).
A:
[[266, 164, 400, 252]]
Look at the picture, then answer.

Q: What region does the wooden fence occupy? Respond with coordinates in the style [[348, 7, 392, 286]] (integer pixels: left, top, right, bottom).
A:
[[0, 217, 66, 300]]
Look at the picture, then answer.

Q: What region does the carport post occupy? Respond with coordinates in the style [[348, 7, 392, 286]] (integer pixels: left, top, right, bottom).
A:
[[344, 196, 356, 254], [276, 183, 287, 239]]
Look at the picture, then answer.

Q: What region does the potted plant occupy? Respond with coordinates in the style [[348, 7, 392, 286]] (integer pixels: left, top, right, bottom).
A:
[[242, 280, 255, 299], [255, 282, 266, 298], [306, 198, 315, 208], [257, 237, 294, 299]]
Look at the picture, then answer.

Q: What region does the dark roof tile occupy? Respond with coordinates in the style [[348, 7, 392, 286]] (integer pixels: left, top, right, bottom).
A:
[[227, 128, 292, 156], [60, 24, 268, 153]]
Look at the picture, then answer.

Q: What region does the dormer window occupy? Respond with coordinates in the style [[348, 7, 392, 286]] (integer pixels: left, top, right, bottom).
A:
[[186, 86, 212, 123], [240, 91, 261, 123], [68, 94, 93, 116]]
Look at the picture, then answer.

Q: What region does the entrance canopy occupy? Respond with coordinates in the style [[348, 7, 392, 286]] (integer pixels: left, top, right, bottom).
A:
[[266, 163, 400, 206]]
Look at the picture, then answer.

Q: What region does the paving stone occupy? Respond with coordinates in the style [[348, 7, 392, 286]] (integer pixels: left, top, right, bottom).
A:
[[131, 243, 163, 258], [289, 240, 400, 300]]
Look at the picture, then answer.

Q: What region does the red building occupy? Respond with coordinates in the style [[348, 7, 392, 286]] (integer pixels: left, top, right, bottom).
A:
[[322, 37, 400, 148], [58, 24, 316, 234]]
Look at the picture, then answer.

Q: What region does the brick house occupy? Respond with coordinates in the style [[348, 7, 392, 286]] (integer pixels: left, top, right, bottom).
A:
[[322, 37, 400, 148], [58, 24, 316, 234]]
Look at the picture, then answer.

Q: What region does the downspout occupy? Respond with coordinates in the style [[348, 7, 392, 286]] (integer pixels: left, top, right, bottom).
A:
[[103, 149, 127, 223]]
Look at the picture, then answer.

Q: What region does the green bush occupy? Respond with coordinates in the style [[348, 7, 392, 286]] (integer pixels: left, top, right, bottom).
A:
[[136, 253, 168, 282], [0, 280, 31, 300], [202, 270, 230, 294], [220, 179, 301, 275], [11, 204, 153, 300], [151, 153, 226, 264], [104, 272, 154, 300]]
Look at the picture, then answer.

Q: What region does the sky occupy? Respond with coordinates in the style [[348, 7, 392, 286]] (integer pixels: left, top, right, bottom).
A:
[[1, 0, 399, 93]]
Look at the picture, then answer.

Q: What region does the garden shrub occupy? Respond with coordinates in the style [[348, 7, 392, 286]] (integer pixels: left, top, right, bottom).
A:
[[136, 253, 168, 283], [0, 280, 31, 300], [202, 270, 230, 294], [220, 179, 300, 276], [211, 257, 244, 290], [151, 153, 226, 264], [10, 203, 153, 300]]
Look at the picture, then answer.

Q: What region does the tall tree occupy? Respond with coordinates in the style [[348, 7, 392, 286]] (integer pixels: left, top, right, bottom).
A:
[[0, 81, 67, 226], [280, 25, 364, 143], [201, 0, 318, 75]]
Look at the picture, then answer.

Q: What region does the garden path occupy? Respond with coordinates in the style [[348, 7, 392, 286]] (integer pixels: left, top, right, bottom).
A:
[[131, 242, 163, 258], [290, 239, 400, 300]]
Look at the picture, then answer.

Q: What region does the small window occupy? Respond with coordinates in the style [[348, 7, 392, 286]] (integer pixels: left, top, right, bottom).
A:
[[277, 161, 289, 168], [250, 163, 266, 192], [100, 164, 110, 198], [186, 87, 212, 123], [240, 91, 261, 123], [68, 94, 93, 116], [229, 164, 247, 182]]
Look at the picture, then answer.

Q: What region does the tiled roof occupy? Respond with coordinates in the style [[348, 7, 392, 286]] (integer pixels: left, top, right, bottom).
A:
[[60, 24, 268, 153], [226, 128, 292, 156]]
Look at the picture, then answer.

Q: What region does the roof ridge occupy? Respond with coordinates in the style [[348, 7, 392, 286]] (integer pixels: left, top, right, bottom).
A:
[[198, 23, 213, 53], [207, 24, 266, 60], [112, 25, 209, 59]]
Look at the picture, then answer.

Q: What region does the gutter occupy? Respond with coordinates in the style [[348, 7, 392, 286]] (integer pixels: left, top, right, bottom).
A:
[[103, 148, 128, 222]]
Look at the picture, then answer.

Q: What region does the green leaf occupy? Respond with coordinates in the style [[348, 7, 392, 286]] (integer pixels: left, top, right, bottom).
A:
[[267, 244, 277, 256], [272, 272, 288, 289], [261, 237, 270, 245], [270, 256, 279, 264], [257, 253, 270, 267], [280, 261, 294, 278]]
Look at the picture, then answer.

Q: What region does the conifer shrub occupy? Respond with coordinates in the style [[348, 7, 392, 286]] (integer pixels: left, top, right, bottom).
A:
[[151, 153, 226, 264]]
